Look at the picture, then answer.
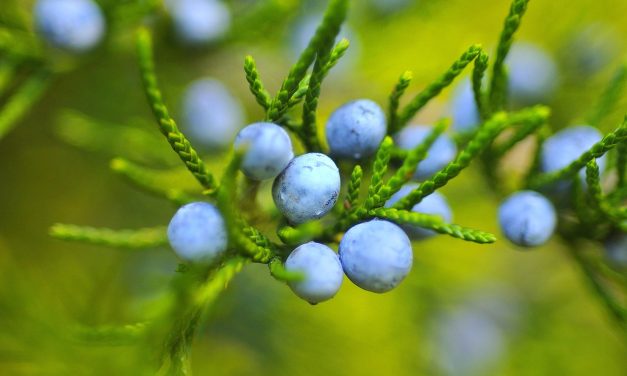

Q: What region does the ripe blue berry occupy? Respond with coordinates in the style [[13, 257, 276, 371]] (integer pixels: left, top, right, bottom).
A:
[[284, 242, 343, 304], [506, 42, 559, 105], [182, 78, 244, 149], [385, 184, 453, 239], [325, 99, 386, 159], [339, 219, 413, 293], [34, 0, 105, 52], [167, 0, 230, 45], [498, 190, 557, 247], [167, 202, 228, 262], [604, 233, 627, 268], [450, 79, 481, 133], [394, 125, 457, 180], [234, 122, 294, 181], [540, 125, 606, 180], [272, 153, 340, 225]]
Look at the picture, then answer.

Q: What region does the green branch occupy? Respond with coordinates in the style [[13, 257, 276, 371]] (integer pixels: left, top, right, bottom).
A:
[[529, 117, 627, 189], [393, 106, 549, 210], [489, 0, 530, 111], [368, 208, 497, 244], [387, 70, 413, 134], [244, 55, 272, 110], [396, 45, 482, 130], [0, 68, 50, 139], [267, 0, 348, 121], [136, 28, 216, 191], [50, 224, 168, 249], [110, 158, 197, 205]]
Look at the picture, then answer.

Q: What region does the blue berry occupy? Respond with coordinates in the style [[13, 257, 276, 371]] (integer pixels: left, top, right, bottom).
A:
[[325, 99, 387, 159], [394, 125, 457, 180], [272, 153, 340, 225], [540, 125, 606, 180], [433, 308, 505, 376], [604, 233, 627, 268], [450, 79, 481, 133], [339, 219, 413, 293], [498, 190, 557, 247], [562, 23, 620, 76], [167, 202, 228, 262], [385, 184, 453, 239], [234, 122, 294, 181], [167, 0, 230, 45], [182, 78, 244, 149], [34, 0, 105, 52], [284, 242, 343, 304], [506, 42, 559, 105]]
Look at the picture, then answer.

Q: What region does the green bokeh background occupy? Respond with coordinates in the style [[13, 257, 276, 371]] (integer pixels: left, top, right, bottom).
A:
[[0, 0, 626, 374]]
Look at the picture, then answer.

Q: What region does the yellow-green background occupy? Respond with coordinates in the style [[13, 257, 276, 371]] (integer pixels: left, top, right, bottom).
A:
[[0, 0, 626, 374]]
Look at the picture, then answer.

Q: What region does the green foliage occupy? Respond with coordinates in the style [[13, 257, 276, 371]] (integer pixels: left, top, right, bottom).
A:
[[49, 224, 168, 249], [368, 208, 497, 244], [489, 0, 530, 111], [586, 64, 627, 126], [136, 29, 216, 191], [267, 0, 348, 123], [244, 55, 272, 110], [528, 117, 627, 189], [35, 0, 627, 372], [0, 69, 50, 139], [393, 106, 550, 210], [393, 44, 483, 132]]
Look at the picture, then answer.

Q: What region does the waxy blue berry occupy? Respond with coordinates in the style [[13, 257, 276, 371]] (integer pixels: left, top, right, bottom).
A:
[[506, 42, 559, 105], [167, 202, 228, 262], [34, 0, 105, 52], [450, 79, 481, 133], [385, 184, 453, 239], [167, 0, 230, 45], [284, 242, 343, 304], [540, 125, 606, 179], [182, 78, 244, 149], [339, 219, 413, 293], [272, 153, 340, 225], [394, 125, 457, 180], [234, 122, 294, 181], [604, 233, 627, 268], [498, 190, 557, 247], [325, 99, 387, 159]]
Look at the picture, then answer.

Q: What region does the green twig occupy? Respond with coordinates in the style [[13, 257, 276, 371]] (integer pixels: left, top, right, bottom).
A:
[[50, 224, 168, 249], [489, 0, 530, 110], [396, 45, 482, 130], [136, 28, 216, 191]]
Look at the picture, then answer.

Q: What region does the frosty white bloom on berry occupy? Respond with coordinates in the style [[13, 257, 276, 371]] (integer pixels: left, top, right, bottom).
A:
[[325, 99, 387, 159], [272, 153, 340, 225], [498, 190, 556, 247], [234, 122, 294, 181], [394, 125, 457, 180], [182, 78, 244, 149], [34, 0, 105, 52], [167, 0, 230, 45], [167, 202, 228, 262], [385, 184, 453, 239], [339, 219, 413, 293], [285, 242, 343, 304]]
